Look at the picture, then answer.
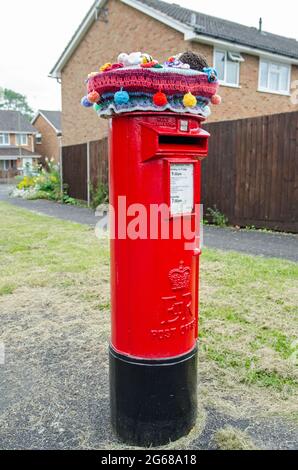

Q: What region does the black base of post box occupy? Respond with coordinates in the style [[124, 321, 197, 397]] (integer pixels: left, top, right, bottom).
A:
[[109, 345, 198, 447]]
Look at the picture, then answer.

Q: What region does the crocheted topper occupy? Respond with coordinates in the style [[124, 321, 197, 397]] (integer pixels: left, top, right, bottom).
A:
[[81, 51, 221, 118]]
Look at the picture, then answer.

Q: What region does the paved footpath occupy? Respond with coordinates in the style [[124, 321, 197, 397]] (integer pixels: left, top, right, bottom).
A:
[[1, 184, 297, 262]]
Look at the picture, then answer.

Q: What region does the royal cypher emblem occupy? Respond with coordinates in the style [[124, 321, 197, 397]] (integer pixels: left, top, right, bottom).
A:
[[169, 261, 191, 291]]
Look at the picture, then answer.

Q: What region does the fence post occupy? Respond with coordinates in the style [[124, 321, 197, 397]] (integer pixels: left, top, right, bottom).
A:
[[58, 135, 63, 202], [87, 141, 91, 207]]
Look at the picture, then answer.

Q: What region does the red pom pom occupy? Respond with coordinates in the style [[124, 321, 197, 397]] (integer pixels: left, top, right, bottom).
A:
[[153, 92, 168, 107], [87, 91, 100, 103], [211, 94, 222, 105]]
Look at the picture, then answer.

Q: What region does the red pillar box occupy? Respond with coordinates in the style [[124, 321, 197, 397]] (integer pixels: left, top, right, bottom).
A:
[[82, 52, 220, 446]]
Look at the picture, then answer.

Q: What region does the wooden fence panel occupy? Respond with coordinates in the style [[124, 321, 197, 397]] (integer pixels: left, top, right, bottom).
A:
[[202, 119, 237, 223], [62, 143, 87, 201], [90, 137, 109, 190], [203, 111, 298, 232]]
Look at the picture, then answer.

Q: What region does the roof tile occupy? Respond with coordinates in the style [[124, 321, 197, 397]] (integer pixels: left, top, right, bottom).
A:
[[138, 0, 298, 59], [38, 110, 61, 132], [0, 110, 38, 133]]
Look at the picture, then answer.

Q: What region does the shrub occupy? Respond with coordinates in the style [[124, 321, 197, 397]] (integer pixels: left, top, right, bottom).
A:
[[206, 205, 228, 227], [90, 183, 109, 209], [14, 160, 105, 208], [14, 158, 63, 202], [17, 175, 36, 190]]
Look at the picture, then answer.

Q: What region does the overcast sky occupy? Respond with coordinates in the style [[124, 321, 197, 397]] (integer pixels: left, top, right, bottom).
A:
[[1, 0, 297, 112]]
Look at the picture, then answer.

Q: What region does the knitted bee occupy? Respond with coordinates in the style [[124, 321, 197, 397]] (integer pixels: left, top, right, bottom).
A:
[[141, 53, 154, 64]]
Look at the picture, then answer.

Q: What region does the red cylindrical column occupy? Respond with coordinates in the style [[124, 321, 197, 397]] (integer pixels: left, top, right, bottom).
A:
[[109, 112, 209, 446]]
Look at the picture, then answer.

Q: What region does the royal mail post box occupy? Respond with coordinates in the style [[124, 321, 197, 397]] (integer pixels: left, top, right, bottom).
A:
[[82, 49, 220, 448], [109, 112, 209, 446]]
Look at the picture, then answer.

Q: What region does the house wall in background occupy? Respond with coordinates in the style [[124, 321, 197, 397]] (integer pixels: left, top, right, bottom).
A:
[[33, 115, 60, 163], [60, 0, 298, 146]]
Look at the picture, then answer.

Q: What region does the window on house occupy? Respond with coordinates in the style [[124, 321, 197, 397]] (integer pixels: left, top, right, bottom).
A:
[[36, 133, 42, 144], [214, 49, 243, 86], [0, 160, 14, 171], [16, 134, 28, 146], [0, 133, 10, 145], [259, 60, 291, 94]]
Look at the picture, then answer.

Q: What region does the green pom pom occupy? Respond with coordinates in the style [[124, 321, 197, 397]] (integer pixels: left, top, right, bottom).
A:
[[93, 103, 102, 112]]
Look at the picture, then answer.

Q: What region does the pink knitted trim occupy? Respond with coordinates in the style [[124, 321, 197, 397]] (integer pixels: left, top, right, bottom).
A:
[[87, 69, 218, 98]]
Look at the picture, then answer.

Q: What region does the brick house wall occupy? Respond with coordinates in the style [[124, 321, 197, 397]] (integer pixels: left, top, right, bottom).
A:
[[33, 115, 60, 163], [60, 0, 298, 146], [215, 52, 298, 120]]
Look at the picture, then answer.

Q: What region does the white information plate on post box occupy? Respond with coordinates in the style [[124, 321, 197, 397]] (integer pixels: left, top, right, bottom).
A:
[[170, 163, 194, 216]]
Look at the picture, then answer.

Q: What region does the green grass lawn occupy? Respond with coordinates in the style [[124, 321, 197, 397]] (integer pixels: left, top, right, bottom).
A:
[[0, 201, 297, 449]]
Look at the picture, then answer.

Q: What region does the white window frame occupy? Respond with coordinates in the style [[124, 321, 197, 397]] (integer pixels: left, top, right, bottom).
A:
[[258, 59, 291, 96], [213, 48, 241, 88], [0, 160, 13, 171], [36, 133, 42, 144], [16, 133, 28, 146], [0, 133, 10, 145]]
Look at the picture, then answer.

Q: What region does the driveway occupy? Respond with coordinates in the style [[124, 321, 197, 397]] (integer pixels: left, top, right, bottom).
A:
[[1, 184, 297, 262]]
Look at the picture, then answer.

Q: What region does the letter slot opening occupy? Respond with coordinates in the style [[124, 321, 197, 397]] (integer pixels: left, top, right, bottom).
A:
[[158, 134, 208, 154]]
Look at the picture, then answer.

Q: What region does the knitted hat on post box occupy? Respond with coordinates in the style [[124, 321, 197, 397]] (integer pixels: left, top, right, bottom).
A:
[[81, 51, 221, 118]]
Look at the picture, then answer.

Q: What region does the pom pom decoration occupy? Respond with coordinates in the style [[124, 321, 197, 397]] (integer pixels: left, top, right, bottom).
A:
[[183, 92, 197, 108], [153, 92, 168, 107], [211, 94, 222, 105], [87, 91, 100, 103], [114, 88, 130, 105], [93, 103, 102, 112], [81, 96, 93, 108], [179, 51, 208, 71]]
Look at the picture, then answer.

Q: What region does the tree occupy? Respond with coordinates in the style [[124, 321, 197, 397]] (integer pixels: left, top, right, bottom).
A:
[[0, 87, 34, 121]]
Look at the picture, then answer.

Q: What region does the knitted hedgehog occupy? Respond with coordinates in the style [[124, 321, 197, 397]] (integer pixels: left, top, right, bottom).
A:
[[179, 51, 209, 71]]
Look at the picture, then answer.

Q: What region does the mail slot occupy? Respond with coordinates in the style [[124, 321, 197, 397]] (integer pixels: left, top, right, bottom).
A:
[[158, 134, 207, 149], [109, 112, 209, 446]]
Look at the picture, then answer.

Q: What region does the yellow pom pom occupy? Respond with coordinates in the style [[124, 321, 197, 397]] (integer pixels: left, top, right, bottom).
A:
[[183, 92, 197, 108]]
